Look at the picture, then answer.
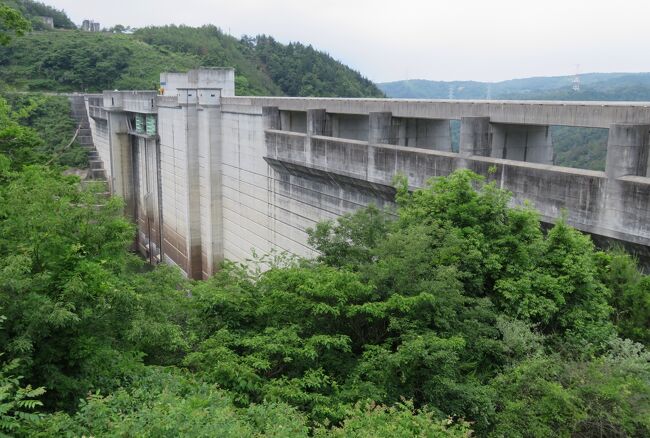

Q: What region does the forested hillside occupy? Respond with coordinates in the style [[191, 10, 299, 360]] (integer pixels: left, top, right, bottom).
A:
[[378, 73, 650, 101], [0, 3, 382, 97], [1, 0, 74, 29], [1, 5, 649, 436]]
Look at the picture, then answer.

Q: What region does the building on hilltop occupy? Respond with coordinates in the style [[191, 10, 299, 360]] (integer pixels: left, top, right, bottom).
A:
[[82, 20, 101, 32]]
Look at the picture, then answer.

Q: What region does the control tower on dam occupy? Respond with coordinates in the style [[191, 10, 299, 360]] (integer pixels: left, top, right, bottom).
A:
[[84, 68, 650, 278]]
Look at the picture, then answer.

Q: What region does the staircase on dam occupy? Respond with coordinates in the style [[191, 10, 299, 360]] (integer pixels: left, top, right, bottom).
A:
[[68, 95, 109, 192]]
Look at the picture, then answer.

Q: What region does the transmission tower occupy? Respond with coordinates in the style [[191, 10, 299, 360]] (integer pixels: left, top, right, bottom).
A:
[[572, 64, 581, 92]]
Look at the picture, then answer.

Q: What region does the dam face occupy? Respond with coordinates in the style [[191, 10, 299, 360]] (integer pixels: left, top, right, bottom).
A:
[[85, 68, 650, 278]]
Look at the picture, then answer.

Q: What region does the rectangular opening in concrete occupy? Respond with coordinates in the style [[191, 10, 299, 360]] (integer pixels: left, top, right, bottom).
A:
[[389, 117, 453, 151], [551, 126, 608, 171], [329, 113, 369, 141], [279, 110, 307, 133]]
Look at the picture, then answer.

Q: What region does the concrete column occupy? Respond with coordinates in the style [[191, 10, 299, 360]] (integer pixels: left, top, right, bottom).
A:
[[606, 124, 650, 178], [197, 89, 224, 278], [178, 88, 203, 279], [307, 109, 331, 137], [491, 123, 553, 164], [460, 117, 491, 156], [262, 106, 280, 130], [106, 111, 134, 217], [369, 112, 392, 144]]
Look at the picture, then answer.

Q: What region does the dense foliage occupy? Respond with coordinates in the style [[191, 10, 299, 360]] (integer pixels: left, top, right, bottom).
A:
[[3, 93, 87, 167], [1, 7, 649, 437], [0, 31, 201, 92], [1, 0, 74, 30], [0, 0, 30, 45], [0, 9, 383, 97], [1, 92, 649, 436]]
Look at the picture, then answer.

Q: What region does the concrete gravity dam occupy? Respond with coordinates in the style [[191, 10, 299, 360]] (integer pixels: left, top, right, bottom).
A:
[[79, 68, 650, 279]]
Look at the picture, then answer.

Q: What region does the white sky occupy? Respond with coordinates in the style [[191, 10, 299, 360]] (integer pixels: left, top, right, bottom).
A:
[[42, 0, 650, 83]]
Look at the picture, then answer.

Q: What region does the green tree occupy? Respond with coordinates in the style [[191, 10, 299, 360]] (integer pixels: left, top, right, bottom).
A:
[[0, 4, 30, 46]]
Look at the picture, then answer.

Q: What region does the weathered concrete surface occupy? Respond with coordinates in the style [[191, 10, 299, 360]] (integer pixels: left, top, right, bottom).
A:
[[84, 69, 650, 278]]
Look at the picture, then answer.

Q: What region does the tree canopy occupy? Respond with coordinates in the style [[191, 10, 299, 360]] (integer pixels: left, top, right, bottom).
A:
[[1, 88, 648, 435], [0, 8, 648, 437]]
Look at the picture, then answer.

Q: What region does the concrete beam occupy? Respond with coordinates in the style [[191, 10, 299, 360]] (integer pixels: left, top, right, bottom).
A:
[[226, 96, 650, 129]]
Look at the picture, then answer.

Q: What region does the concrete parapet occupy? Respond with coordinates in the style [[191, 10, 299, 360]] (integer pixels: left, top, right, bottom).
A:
[[177, 88, 199, 106], [198, 88, 221, 106]]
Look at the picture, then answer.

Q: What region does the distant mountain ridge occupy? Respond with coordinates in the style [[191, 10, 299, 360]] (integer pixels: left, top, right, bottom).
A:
[[379, 73, 650, 101], [379, 73, 650, 172]]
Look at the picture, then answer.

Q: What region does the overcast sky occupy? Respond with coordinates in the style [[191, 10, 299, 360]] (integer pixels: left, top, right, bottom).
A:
[[42, 0, 650, 83]]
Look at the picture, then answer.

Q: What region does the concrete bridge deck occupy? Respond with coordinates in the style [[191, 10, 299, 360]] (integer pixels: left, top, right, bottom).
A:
[[83, 68, 650, 278]]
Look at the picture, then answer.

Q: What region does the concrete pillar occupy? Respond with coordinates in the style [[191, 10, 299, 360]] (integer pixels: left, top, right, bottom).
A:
[[307, 109, 331, 137], [491, 123, 553, 165], [369, 112, 392, 144], [106, 111, 134, 217], [262, 106, 280, 130], [606, 124, 650, 178], [460, 117, 491, 156], [178, 88, 203, 279], [197, 88, 224, 278]]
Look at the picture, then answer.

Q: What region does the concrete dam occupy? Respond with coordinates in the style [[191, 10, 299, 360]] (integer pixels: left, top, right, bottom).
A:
[[82, 68, 650, 279]]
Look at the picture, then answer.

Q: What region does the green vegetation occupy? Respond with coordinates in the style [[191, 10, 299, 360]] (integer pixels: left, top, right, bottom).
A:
[[1, 0, 75, 30], [1, 90, 649, 436], [378, 73, 650, 101], [4, 93, 87, 167], [0, 6, 648, 437], [0, 31, 201, 92], [0, 4, 382, 97], [0, 1, 30, 45]]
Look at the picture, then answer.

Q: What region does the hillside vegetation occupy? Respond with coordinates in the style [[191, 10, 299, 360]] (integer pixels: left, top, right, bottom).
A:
[[378, 73, 650, 101], [2, 0, 74, 29], [1, 6, 649, 436], [2, 92, 649, 435], [0, 8, 382, 97]]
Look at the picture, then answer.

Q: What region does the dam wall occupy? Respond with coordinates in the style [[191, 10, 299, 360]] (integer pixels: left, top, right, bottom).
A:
[[85, 69, 650, 278]]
